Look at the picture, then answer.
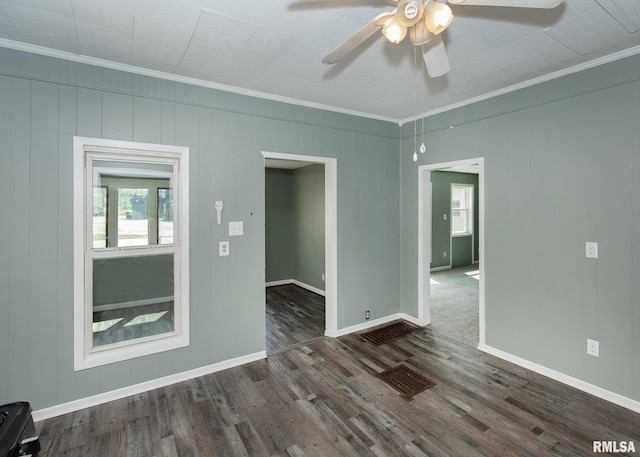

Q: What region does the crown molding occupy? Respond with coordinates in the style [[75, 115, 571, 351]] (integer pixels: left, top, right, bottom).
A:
[[0, 38, 399, 124], [3, 38, 640, 127], [399, 44, 640, 126]]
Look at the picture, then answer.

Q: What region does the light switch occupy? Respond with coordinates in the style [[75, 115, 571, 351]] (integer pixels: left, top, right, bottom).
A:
[[229, 221, 243, 236]]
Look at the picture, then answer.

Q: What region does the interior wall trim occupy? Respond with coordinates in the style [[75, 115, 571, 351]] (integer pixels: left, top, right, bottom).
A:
[[478, 344, 640, 415], [332, 308, 640, 414], [0, 38, 398, 125], [262, 151, 338, 335], [326, 312, 428, 338], [4, 39, 640, 127], [399, 43, 640, 124], [265, 280, 326, 297], [32, 350, 267, 422], [291, 280, 325, 297], [417, 158, 485, 344], [92, 296, 174, 312], [317, 304, 640, 414], [265, 280, 294, 287]]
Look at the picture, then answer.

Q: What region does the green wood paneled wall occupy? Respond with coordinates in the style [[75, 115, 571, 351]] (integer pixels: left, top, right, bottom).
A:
[[3, 43, 640, 412], [0, 47, 400, 410], [430, 171, 479, 269], [293, 164, 325, 291], [265, 168, 294, 282], [400, 53, 640, 403], [265, 164, 325, 291]]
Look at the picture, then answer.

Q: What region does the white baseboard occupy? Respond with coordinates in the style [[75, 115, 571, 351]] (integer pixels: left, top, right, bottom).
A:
[[39, 320, 639, 424], [292, 280, 325, 297], [328, 312, 640, 415], [265, 279, 326, 297], [430, 265, 451, 272], [400, 313, 430, 327], [32, 350, 267, 422], [266, 279, 293, 287], [326, 313, 403, 337], [325, 312, 429, 338], [478, 343, 640, 414]]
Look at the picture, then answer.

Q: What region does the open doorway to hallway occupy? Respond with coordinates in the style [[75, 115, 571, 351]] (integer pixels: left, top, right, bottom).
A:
[[429, 264, 479, 347], [265, 283, 325, 354], [418, 158, 485, 348], [262, 152, 337, 354]]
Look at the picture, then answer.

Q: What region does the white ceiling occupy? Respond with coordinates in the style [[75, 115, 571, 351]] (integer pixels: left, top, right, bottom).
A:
[[1, 0, 640, 123]]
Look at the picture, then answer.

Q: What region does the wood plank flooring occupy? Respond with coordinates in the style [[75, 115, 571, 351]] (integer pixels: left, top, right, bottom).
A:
[[266, 284, 325, 354], [36, 323, 640, 456]]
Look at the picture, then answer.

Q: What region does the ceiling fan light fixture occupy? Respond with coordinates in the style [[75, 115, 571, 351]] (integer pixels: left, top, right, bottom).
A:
[[409, 21, 434, 46], [425, 1, 453, 35], [382, 15, 408, 44], [396, 0, 425, 27]]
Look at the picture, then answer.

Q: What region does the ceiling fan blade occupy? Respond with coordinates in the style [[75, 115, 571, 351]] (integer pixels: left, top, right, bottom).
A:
[[423, 35, 450, 77], [447, 0, 562, 8], [322, 11, 394, 64]]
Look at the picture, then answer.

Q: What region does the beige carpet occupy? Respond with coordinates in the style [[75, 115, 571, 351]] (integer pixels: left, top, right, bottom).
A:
[[428, 264, 479, 348]]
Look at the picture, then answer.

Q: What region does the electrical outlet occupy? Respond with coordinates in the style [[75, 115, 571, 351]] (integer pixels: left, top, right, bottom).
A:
[[219, 241, 229, 256], [365, 310, 370, 320], [444, 251, 447, 258], [321, 274, 325, 282], [586, 242, 598, 259], [587, 338, 599, 357]]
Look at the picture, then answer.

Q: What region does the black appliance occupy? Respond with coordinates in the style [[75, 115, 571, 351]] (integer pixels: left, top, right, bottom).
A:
[[0, 402, 40, 457]]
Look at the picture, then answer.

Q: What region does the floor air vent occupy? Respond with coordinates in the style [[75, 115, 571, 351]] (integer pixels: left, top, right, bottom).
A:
[[376, 364, 436, 398], [359, 321, 419, 346]]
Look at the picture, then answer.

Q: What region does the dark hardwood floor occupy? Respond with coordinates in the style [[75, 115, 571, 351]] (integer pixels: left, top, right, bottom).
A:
[[266, 284, 325, 354], [36, 322, 640, 456]]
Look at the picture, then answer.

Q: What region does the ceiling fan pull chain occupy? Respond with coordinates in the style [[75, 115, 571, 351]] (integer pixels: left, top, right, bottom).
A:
[[420, 42, 427, 155], [413, 45, 419, 162]]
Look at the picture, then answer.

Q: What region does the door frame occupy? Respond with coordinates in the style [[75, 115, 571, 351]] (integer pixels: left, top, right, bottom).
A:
[[262, 151, 338, 336], [418, 157, 485, 347]]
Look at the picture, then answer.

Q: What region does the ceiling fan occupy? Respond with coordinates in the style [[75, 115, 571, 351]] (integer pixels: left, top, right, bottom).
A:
[[322, 0, 564, 78]]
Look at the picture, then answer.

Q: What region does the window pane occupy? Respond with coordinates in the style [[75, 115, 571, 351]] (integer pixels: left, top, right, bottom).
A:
[[452, 187, 467, 210], [118, 188, 149, 246], [92, 186, 107, 248], [452, 209, 468, 233], [92, 160, 174, 248], [76, 139, 189, 370], [92, 254, 175, 348], [158, 188, 174, 244], [451, 185, 472, 235]]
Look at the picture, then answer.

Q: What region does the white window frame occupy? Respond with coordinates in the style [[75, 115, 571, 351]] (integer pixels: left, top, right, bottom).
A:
[[451, 184, 474, 237], [73, 137, 190, 371]]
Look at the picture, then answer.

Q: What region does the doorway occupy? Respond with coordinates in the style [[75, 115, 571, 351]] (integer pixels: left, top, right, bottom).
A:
[[418, 158, 485, 347], [262, 151, 337, 354]]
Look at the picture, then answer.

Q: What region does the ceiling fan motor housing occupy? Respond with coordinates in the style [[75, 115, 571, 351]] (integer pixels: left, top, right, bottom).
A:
[[397, 0, 425, 27]]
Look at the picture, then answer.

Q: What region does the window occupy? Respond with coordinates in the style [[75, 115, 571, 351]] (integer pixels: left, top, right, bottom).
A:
[[74, 137, 189, 370], [451, 184, 473, 236]]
